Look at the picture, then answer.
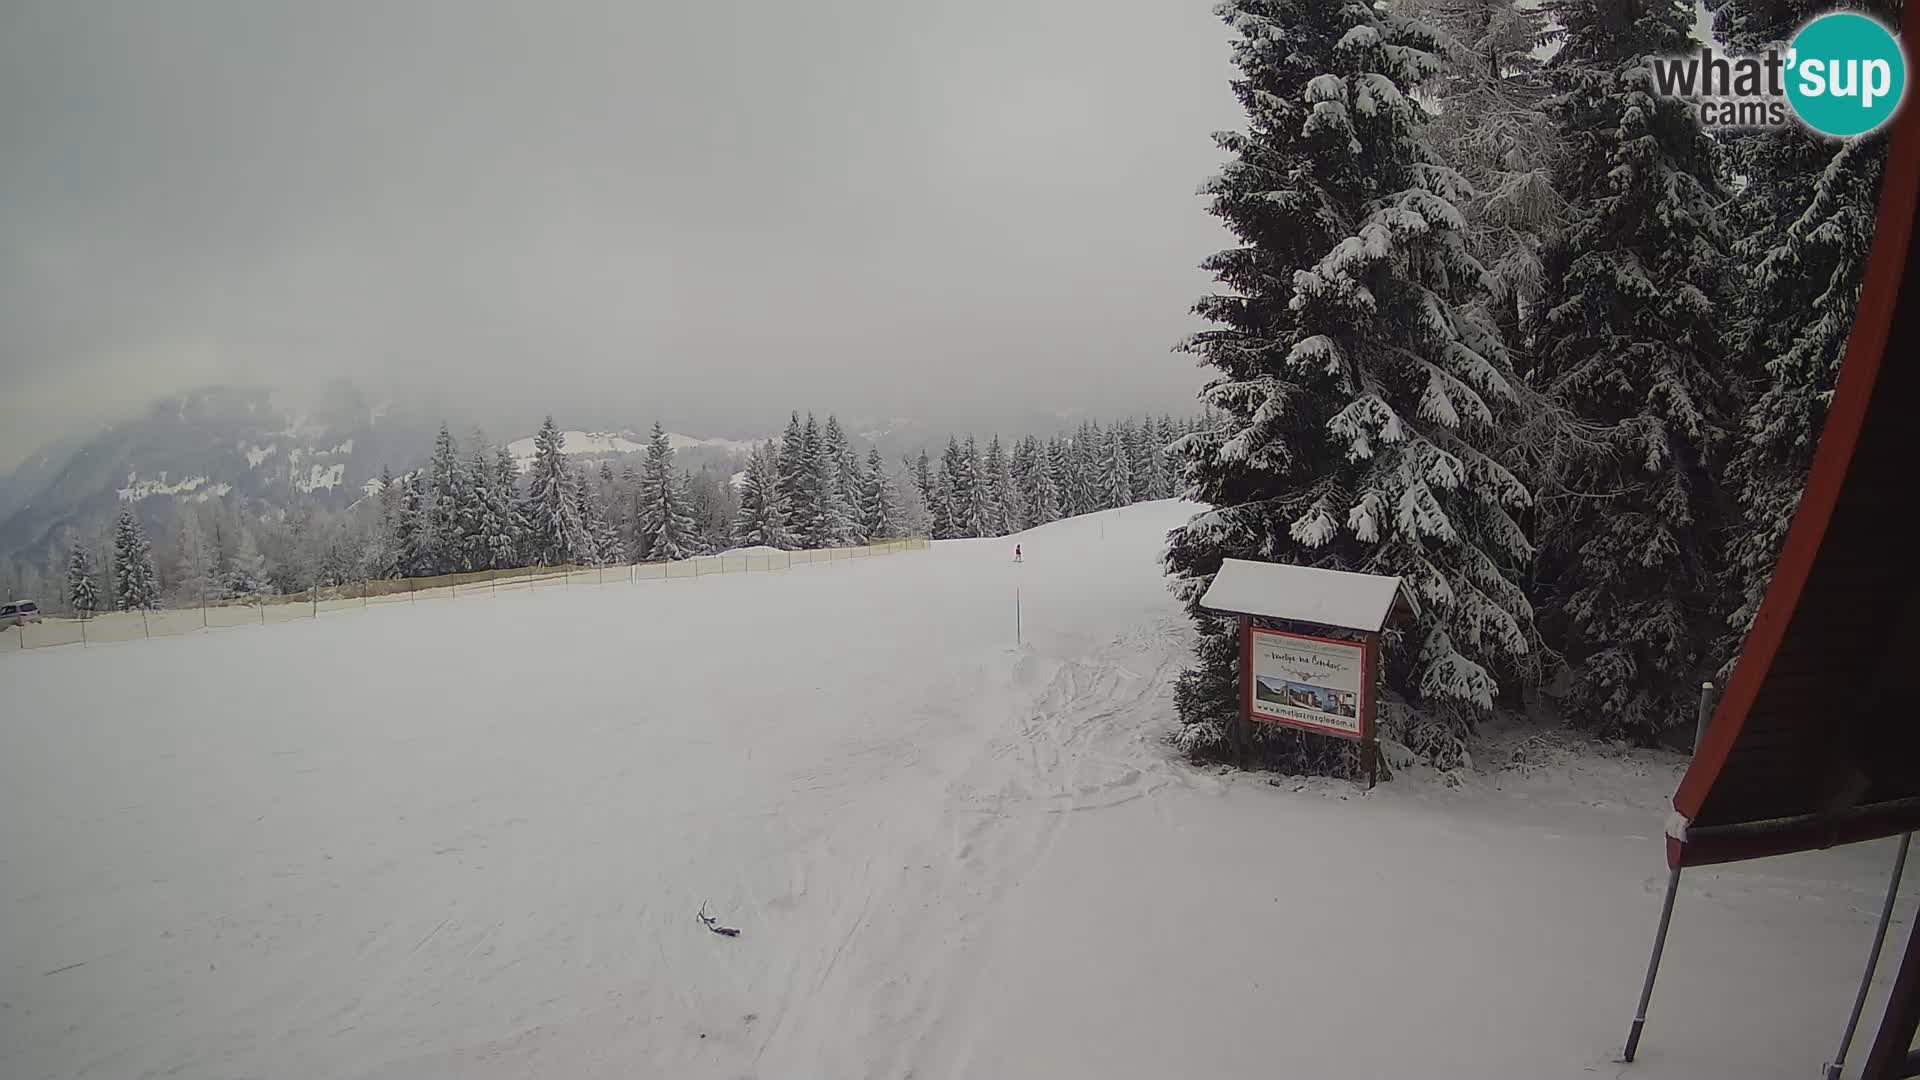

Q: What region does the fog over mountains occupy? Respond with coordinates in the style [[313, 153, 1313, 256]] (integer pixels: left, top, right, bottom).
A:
[[0, 380, 1173, 572]]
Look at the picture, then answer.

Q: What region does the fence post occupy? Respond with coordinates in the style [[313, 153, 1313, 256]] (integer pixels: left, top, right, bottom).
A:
[[141, 609, 150, 639], [80, 614, 88, 647]]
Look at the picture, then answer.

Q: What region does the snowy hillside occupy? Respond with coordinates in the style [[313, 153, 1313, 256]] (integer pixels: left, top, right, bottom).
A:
[[2, 501, 1908, 1078]]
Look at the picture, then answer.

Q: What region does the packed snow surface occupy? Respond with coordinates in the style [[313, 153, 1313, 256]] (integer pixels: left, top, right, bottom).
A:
[[2, 500, 1911, 1078]]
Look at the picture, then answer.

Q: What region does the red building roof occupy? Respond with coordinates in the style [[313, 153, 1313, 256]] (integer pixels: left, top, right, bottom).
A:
[[1667, 46, 1920, 870]]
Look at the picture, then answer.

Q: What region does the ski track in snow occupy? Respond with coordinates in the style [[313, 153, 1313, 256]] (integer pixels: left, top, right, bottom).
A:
[[1, 500, 1911, 1079]]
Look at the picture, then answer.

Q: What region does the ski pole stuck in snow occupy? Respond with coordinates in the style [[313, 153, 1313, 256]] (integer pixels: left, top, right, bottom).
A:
[[698, 902, 740, 937]]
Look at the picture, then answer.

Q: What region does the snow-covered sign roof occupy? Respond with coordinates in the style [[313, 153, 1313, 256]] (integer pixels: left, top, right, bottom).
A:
[[1198, 559, 1410, 633]]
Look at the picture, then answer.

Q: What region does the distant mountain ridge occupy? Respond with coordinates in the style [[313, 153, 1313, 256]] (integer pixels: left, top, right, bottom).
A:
[[0, 383, 432, 568], [0, 387, 774, 572]]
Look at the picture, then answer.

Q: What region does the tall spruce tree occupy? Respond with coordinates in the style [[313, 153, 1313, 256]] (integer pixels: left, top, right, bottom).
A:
[[839, 442, 871, 543], [955, 435, 986, 538], [909, 448, 933, 511], [1042, 438, 1071, 522], [1711, 0, 1892, 653], [522, 416, 588, 566], [394, 475, 434, 577], [736, 441, 794, 547], [424, 424, 467, 573], [494, 446, 527, 565], [817, 415, 860, 545], [1528, 0, 1736, 741], [571, 462, 618, 564], [1007, 436, 1037, 531], [112, 508, 160, 611], [1103, 424, 1134, 510], [66, 538, 100, 616], [931, 437, 964, 539], [1140, 420, 1171, 501], [859, 447, 901, 539], [1166, 0, 1537, 771], [636, 422, 699, 560], [464, 439, 518, 569], [1403, 0, 1559, 347], [981, 436, 1010, 537], [777, 412, 813, 540]]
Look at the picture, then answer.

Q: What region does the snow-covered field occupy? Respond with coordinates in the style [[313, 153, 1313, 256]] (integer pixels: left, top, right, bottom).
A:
[[2, 500, 1911, 1078]]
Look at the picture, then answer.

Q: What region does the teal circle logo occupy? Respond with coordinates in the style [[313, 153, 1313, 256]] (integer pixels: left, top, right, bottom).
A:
[[1787, 13, 1906, 137]]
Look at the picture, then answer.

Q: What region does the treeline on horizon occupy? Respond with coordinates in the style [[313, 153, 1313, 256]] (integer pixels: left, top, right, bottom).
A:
[[21, 410, 1206, 615]]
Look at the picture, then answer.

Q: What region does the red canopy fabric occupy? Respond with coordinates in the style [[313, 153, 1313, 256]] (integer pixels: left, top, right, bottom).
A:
[[1667, 22, 1920, 870]]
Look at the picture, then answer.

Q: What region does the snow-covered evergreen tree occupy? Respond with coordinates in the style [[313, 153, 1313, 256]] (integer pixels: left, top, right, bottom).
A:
[[1006, 437, 1036, 531], [424, 424, 468, 573], [929, 438, 961, 539], [1103, 424, 1134, 510], [374, 465, 402, 575], [66, 539, 99, 616], [571, 462, 617, 564], [112, 508, 160, 610], [495, 446, 526, 563], [1402, 0, 1559, 348], [1119, 419, 1150, 502], [735, 441, 794, 547], [636, 422, 699, 560], [616, 461, 641, 559], [684, 468, 732, 554], [1071, 423, 1103, 517], [817, 415, 860, 545], [858, 447, 902, 539], [777, 412, 813, 541], [1139, 420, 1171, 501], [521, 416, 588, 566], [980, 435, 1010, 537], [1712, 0, 1890, 655], [465, 439, 519, 570], [1041, 438, 1070, 523], [957, 435, 986, 538], [909, 448, 933, 512], [1528, 0, 1735, 741], [1166, 0, 1537, 771], [392, 475, 434, 577]]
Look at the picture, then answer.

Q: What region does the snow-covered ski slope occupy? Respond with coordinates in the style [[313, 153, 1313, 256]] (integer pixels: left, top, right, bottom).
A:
[[1, 500, 1910, 1078]]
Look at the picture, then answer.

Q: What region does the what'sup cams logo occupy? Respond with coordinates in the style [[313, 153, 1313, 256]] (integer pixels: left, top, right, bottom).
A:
[[1649, 12, 1907, 137]]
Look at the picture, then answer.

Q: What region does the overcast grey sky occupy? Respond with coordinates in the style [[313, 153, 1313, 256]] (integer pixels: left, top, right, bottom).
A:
[[0, 1, 1241, 469]]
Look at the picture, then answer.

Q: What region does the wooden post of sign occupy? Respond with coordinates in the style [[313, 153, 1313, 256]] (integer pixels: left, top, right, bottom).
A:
[[1363, 635, 1380, 789], [1236, 615, 1252, 771]]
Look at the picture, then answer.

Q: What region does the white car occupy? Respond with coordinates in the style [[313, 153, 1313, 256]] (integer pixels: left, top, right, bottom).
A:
[[0, 600, 45, 627]]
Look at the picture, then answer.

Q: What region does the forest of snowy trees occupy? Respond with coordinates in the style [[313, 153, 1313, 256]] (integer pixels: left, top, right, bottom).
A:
[[1165, 0, 1892, 771], [22, 410, 1201, 618]]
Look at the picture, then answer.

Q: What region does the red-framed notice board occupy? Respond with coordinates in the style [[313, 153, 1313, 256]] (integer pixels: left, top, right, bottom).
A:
[[1241, 623, 1373, 741]]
